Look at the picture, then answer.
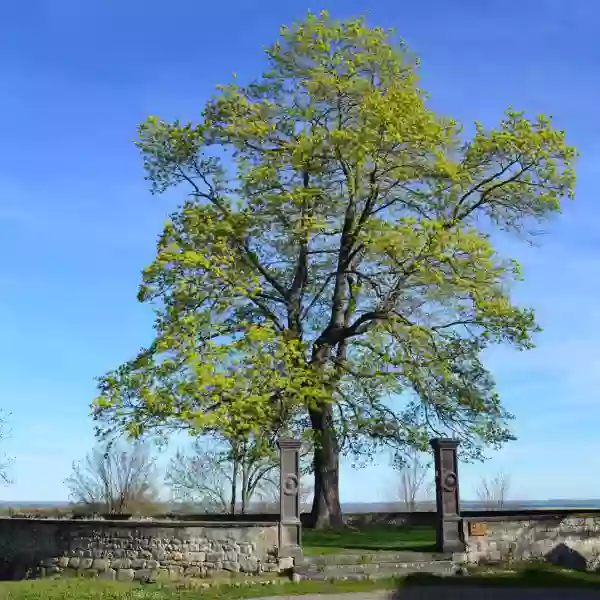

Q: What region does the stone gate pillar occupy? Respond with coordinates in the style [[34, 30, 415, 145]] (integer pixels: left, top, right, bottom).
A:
[[277, 438, 302, 558], [430, 438, 465, 553]]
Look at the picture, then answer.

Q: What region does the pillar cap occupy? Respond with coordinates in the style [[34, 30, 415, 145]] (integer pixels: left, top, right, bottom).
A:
[[277, 438, 303, 450], [429, 437, 460, 450]]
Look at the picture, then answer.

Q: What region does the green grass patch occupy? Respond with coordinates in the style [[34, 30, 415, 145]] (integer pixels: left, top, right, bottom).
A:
[[0, 576, 400, 600], [2, 563, 600, 598], [302, 525, 436, 555]]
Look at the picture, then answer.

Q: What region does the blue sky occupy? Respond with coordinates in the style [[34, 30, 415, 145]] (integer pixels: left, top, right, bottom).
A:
[[0, 0, 599, 503]]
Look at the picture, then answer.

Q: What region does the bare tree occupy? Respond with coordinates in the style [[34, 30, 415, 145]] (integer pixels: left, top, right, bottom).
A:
[[166, 435, 279, 515], [476, 472, 511, 510], [0, 411, 13, 485], [395, 450, 433, 511], [166, 434, 314, 515], [65, 440, 160, 514], [166, 445, 239, 514]]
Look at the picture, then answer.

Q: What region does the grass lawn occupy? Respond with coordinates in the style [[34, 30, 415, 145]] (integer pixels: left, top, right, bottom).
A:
[[3, 563, 600, 599], [302, 525, 437, 555], [0, 576, 399, 600]]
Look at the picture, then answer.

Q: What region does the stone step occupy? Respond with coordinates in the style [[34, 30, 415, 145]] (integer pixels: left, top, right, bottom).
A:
[[298, 551, 452, 567], [294, 559, 456, 582], [321, 560, 454, 575]]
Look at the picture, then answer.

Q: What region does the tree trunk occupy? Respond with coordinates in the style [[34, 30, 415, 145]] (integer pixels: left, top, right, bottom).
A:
[[241, 463, 249, 515], [230, 459, 238, 516], [309, 403, 344, 529]]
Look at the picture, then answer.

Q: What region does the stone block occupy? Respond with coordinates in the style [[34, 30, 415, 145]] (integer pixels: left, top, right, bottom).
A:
[[130, 558, 146, 569], [116, 568, 135, 582], [278, 556, 294, 571], [206, 551, 224, 562], [223, 561, 240, 572], [224, 550, 238, 561], [259, 561, 278, 573], [134, 568, 157, 582], [152, 548, 167, 560], [240, 557, 259, 573], [184, 566, 204, 577], [80, 558, 93, 569], [82, 569, 99, 578], [111, 558, 131, 569], [185, 551, 206, 563], [238, 543, 253, 555], [99, 568, 116, 580], [92, 559, 109, 572]]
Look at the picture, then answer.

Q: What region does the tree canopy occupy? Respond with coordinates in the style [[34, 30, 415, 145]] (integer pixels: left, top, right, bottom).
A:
[[93, 11, 576, 527]]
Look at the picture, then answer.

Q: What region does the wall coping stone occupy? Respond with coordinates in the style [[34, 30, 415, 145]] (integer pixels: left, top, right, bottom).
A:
[[0, 517, 275, 528], [463, 508, 600, 522]]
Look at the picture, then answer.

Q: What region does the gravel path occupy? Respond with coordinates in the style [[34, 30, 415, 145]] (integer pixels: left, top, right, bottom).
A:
[[252, 588, 600, 600]]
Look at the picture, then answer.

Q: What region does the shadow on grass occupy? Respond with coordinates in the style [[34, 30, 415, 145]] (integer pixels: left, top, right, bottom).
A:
[[398, 566, 600, 590]]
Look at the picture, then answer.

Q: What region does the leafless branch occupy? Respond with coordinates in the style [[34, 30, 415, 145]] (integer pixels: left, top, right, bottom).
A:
[[65, 440, 160, 514], [395, 450, 433, 511], [476, 472, 511, 510]]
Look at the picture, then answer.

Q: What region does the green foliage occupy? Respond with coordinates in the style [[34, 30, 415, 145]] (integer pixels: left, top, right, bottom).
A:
[[0, 576, 405, 600], [93, 12, 576, 462]]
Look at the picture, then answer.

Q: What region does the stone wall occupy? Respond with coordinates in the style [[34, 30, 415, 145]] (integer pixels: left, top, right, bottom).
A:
[[462, 511, 600, 570], [168, 511, 436, 529], [0, 517, 281, 581], [339, 511, 436, 529]]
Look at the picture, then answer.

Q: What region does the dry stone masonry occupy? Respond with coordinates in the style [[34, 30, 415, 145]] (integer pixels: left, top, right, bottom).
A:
[[463, 514, 600, 570], [0, 518, 281, 580]]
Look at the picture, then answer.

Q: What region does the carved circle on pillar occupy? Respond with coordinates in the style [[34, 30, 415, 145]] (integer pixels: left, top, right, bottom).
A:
[[283, 474, 299, 496], [443, 471, 457, 492]]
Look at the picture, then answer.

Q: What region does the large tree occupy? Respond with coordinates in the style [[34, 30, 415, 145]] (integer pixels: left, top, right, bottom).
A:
[[93, 12, 576, 528]]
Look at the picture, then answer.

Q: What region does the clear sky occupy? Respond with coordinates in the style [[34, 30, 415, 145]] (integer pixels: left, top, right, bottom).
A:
[[0, 0, 599, 504]]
